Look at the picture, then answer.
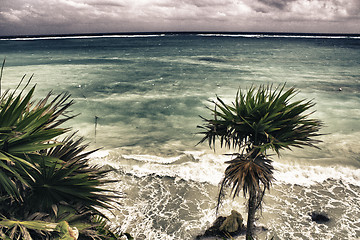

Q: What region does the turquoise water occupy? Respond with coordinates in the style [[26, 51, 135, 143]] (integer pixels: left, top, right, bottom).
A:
[[1, 33, 360, 239]]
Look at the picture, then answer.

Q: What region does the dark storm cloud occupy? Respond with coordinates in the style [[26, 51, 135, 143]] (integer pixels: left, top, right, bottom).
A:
[[257, 0, 293, 10], [0, 0, 359, 36]]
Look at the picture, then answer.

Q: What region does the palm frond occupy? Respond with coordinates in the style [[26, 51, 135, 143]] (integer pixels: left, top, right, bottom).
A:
[[23, 133, 120, 220], [0, 70, 124, 240], [0, 218, 58, 240], [0, 78, 75, 201], [198, 84, 322, 155], [216, 154, 274, 214]]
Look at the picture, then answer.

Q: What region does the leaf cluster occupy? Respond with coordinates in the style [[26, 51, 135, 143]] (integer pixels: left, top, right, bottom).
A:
[[0, 72, 129, 239], [198, 84, 323, 156], [0, 83, 74, 202]]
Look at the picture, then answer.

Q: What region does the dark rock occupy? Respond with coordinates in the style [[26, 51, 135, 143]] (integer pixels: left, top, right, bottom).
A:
[[195, 216, 225, 239], [220, 210, 245, 233], [196, 211, 246, 239], [310, 212, 330, 224]]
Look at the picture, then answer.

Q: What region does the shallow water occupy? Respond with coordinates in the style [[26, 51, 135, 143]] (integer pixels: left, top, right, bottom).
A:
[[1, 33, 359, 239]]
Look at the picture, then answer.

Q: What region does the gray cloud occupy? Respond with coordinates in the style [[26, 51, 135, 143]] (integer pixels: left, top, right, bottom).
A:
[[87, 0, 125, 7], [346, 0, 360, 16], [0, 0, 359, 36], [178, 0, 234, 8]]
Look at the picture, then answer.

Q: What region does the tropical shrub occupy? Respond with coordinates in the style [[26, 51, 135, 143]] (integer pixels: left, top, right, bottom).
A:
[[0, 68, 129, 239]]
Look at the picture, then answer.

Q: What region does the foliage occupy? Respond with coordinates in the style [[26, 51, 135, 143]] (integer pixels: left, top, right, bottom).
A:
[[198, 84, 322, 238], [0, 83, 74, 201], [198, 84, 322, 155], [30, 133, 118, 216], [217, 154, 274, 213], [0, 218, 58, 239], [0, 67, 130, 239]]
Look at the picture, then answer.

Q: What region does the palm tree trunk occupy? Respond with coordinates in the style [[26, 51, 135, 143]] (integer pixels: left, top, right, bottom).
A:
[[246, 190, 257, 239]]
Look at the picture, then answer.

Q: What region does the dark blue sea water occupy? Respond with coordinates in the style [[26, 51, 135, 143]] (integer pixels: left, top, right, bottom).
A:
[[1, 33, 360, 239]]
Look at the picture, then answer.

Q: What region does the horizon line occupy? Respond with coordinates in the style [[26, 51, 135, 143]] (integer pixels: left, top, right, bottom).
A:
[[1, 31, 360, 39]]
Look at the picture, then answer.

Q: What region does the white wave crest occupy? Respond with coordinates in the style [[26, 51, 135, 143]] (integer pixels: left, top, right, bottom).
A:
[[89, 149, 360, 187]]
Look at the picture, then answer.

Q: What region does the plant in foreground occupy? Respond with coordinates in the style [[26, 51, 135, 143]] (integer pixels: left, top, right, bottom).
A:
[[198, 84, 322, 239], [0, 69, 129, 239]]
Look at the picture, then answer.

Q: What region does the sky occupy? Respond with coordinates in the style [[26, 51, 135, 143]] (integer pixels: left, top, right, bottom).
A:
[[0, 0, 359, 36]]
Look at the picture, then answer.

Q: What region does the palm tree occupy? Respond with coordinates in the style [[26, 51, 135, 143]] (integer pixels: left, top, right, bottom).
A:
[[198, 84, 322, 239]]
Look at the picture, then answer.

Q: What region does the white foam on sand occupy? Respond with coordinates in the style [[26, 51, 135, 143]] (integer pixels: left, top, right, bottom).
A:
[[121, 154, 182, 164], [273, 161, 360, 187]]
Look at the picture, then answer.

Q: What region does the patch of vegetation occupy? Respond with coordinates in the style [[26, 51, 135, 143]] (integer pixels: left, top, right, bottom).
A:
[[0, 61, 131, 239]]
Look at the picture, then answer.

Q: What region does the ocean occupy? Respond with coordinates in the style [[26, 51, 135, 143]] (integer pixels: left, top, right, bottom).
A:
[[0, 33, 359, 239]]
